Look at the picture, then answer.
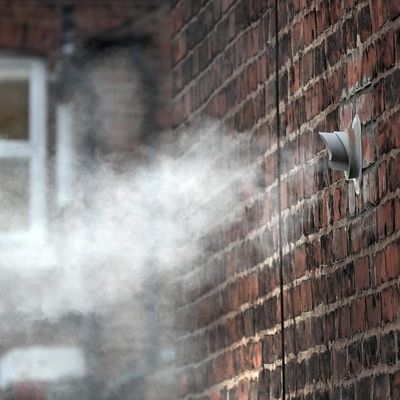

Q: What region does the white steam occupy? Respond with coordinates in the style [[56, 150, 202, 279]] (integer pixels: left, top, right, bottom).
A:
[[0, 121, 262, 396], [42, 122, 256, 313]]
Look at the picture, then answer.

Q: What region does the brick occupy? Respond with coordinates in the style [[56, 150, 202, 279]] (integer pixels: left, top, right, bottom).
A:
[[331, 387, 341, 400], [243, 308, 254, 337], [312, 275, 328, 306], [351, 296, 366, 334], [385, 69, 400, 110], [348, 219, 361, 254], [373, 81, 385, 119], [389, 1, 400, 19], [307, 353, 320, 384], [288, 286, 301, 318], [251, 341, 262, 369], [265, 296, 278, 329], [377, 30, 395, 72], [338, 304, 350, 338], [257, 52, 267, 84], [391, 370, 400, 399], [343, 15, 356, 52], [301, 49, 315, 85], [396, 198, 400, 232], [377, 110, 400, 154], [240, 272, 259, 304], [242, 344, 254, 373], [285, 361, 296, 393], [332, 185, 348, 222], [385, 241, 400, 279], [326, 29, 341, 66], [364, 335, 379, 368], [381, 286, 399, 323], [257, 369, 270, 398], [354, 256, 370, 291], [279, 31, 292, 68], [173, 34, 187, 63], [340, 102, 353, 129], [315, 2, 329, 35], [292, 244, 307, 278], [328, 67, 344, 106], [348, 181, 364, 216], [320, 232, 333, 265], [262, 334, 275, 364], [347, 55, 362, 89], [276, 0, 287, 30], [300, 279, 313, 312], [358, 5, 372, 42], [366, 294, 381, 328], [270, 367, 282, 398], [238, 379, 250, 400], [303, 10, 316, 47], [290, 61, 301, 95], [234, 2, 251, 33], [375, 248, 386, 285], [370, 0, 387, 32], [388, 155, 400, 192], [361, 129, 375, 168], [232, 346, 242, 375], [381, 331, 396, 366], [323, 311, 336, 345], [361, 43, 377, 84], [348, 340, 362, 376], [336, 262, 355, 298], [332, 227, 348, 261], [356, 376, 372, 399], [210, 391, 221, 400], [362, 209, 377, 247], [343, 385, 356, 399], [378, 125, 392, 161], [320, 349, 332, 382], [296, 359, 307, 391], [225, 351, 235, 380], [297, 319, 312, 352], [292, 19, 304, 54], [328, 0, 344, 24], [377, 200, 394, 239], [362, 167, 379, 206], [378, 161, 388, 197], [355, 93, 373, 125], [227, 315, 244, 345]]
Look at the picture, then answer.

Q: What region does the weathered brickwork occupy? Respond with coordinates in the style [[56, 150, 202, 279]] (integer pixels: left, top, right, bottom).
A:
[[171, 0, 400, 399]]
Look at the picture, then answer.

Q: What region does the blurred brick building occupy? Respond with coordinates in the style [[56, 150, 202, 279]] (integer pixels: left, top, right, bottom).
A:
[[0, 1, 170, 399]]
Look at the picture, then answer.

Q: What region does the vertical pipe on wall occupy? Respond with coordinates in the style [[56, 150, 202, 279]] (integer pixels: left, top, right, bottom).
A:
[[56, 102, 73, 208], [274, 0, 286, 398]]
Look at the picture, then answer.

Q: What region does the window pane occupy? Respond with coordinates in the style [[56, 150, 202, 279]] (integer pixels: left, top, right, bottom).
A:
[[0, 159, 30, 231], [0, 81, 29, 140]]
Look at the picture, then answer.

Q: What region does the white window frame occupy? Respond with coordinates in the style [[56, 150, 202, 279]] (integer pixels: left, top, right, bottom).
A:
[[0, 56, 47, 246]]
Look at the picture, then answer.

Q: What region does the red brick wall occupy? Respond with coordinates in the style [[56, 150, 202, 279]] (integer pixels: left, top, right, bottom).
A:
[[171, 0, 400, 399], [0, 0, 155, 63]]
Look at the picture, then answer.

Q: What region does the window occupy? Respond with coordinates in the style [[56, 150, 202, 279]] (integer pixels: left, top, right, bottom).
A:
[[0, 57, 47, 246]]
